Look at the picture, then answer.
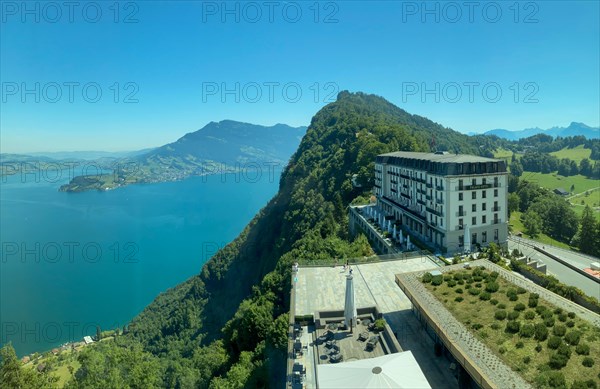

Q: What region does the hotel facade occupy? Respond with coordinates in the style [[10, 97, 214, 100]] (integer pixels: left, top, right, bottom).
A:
[[374, 151, 508, 254]]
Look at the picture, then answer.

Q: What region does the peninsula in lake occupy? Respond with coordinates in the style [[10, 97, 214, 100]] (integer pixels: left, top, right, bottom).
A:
[[57, 121, 307, 192]]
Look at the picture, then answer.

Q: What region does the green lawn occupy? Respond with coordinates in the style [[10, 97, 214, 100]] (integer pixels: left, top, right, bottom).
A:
[[509, 212, 572, 249], [494, 148, 516, 161], [519, 172, 599, 195], [423, 267, 600, 389], [550, 145, 592, 164]]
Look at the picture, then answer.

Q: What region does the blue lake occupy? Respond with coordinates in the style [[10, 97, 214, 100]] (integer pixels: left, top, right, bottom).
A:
[[0, 169, 280, 357]]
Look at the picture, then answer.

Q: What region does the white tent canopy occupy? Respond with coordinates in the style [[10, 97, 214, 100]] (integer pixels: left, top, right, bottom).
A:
[[317, 351, 431, 389]]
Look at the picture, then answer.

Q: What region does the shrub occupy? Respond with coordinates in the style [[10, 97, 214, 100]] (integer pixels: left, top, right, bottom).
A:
[[547, 336, 562, 349], [479, 292, 491, 301], [535, 323, 549, 341], [553, 308, 563, 315], [506, 288, 517, 298], [447, 280, 457, 288], [468, 287, 481, 296], [455, 296, 464, 302], [558, 313, 567, 322], [571, 380, 598, 389], [516, 341, 524, 349], [455, 288, 463, 294], [490, 299, 499, 305], [472, 323, 483, 330], [567, 312, 576, 319], [536, 305, 547, 315], [530, 292, 539, 299], [520, 323, 535, 338], [505, 320, 520, 334], [549, 353, 569, 369], [489, 271, 499, 280], [499, 346, 506, 354], [542, 310, 554, 320], [514, 303, 526, 311], [490, 323, 501, 330], [508, 311, 520, 320], [544, 317, 555, 327], [564, 330, 581, 345], [509, 294, 518, 301], [485, 282, 500, 293], [582, 357, 595, 367], [517, 287, 527, 294], [473, 275, 483, 282], [576, 343, 590, 355], [535, 343, 543, 352], [553, 325, 566, 337], [422, 273, 433, 283], [431, 275, 443, 286], [566, 321, 575, 328], [524, 310, 536, 320], [528, 298, 539, 308], [497, 303, 507, 310], [523, 356, 531, 364], [495, 310, 507, 320], [547, 371, 566, 387], [443, 275, 453, 282], [557, 343, 571, 358], [453, 273, 464, 281]]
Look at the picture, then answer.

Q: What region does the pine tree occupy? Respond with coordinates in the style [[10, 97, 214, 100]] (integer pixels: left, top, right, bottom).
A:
[[578, 206, 597, 255]]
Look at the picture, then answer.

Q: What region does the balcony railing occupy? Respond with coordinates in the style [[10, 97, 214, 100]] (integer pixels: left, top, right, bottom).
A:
[[427, 207, 443, 217], [435, 198, 444, 204], [436, 185, 444, 191], [456, 211, 466, 217], [492, 206, 501, 212], [493, 219, 501, 224], [456, 225, 464, 231]]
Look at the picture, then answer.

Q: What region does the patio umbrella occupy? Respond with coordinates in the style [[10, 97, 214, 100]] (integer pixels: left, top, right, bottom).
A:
[[317, 351, 432, 389], [344, 274, 357, 333], [399, 229, 403, 244], [406, 235, 411, 251], [392, 224, 397, 240]]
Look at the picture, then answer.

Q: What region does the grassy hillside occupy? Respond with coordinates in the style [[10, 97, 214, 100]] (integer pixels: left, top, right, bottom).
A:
[[56, 91, 480, 388], [550, 145, 592, 163], [519, 172, 598, 195]]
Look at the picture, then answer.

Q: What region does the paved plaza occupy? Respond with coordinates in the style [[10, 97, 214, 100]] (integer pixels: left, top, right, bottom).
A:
[[293, 256, 459, 389]]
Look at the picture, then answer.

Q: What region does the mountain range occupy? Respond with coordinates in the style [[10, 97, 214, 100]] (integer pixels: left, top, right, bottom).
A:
[[57, 121, 306, 192], [475, 122, 599, 140]]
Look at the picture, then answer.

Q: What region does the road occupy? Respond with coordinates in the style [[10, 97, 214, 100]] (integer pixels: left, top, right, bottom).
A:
[[508, 237, 600, 300]]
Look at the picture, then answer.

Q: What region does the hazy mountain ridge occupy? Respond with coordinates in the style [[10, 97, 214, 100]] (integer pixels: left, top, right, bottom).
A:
[[481, 122, 599, 140], [57, 121, 307, 192]]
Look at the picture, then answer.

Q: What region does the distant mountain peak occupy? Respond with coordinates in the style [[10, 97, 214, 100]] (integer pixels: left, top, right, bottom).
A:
[[483, 122, 599, 140]]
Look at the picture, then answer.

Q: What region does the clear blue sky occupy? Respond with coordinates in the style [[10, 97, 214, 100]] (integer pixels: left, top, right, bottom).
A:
[[1, 1, 598, 153]]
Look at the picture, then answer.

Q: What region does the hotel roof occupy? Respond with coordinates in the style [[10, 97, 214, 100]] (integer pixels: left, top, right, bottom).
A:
[[378, 151, 502, 164]]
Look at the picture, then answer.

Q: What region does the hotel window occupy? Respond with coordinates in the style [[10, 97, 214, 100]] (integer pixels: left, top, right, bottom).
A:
[[494, 177, 499, 187], [482, 178, 486, 185], [482, 190, 486, 198], [459, 205, 464, 215], [482, 231, 487, 243], [472, 216, 476, 225], [472, 178, 476, 186], [494, 189, 498, 197], [482, 215, 486, 224], [459, 193, 463, 201], [472, 233, 477, 244], [472, 204, 476, 212], [459, 235, 464, 246], [482, 203, 487, 211], [472, 191, 476, 200], [459, 218, 463, 227], [494, 229, 499, 240], [458, 179, 463, 190]]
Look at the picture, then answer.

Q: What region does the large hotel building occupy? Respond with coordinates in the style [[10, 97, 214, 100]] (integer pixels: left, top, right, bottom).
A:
[[374, 151, 508, 254]]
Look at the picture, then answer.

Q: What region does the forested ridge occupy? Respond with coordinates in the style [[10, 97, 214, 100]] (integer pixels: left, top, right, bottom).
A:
[[0, 91, 521, 388]]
